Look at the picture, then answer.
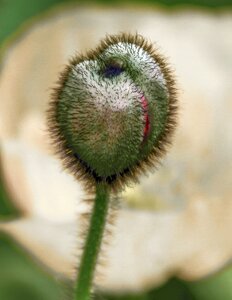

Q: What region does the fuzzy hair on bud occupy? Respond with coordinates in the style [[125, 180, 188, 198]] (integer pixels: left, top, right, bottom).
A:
[[47, 33, 178, 191]]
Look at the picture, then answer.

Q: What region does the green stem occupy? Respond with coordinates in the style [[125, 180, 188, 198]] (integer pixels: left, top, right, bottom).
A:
[[75, 182, 110, 300]]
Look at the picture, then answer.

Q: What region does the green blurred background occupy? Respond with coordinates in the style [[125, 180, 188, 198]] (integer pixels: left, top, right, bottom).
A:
[[0, 0, 232, 299]]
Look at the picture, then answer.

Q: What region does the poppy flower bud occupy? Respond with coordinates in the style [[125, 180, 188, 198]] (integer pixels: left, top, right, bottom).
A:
[[47, 33, 178, 189]]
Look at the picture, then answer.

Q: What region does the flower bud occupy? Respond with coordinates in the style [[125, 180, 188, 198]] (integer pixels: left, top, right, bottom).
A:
[[47, 33, 178, 189]]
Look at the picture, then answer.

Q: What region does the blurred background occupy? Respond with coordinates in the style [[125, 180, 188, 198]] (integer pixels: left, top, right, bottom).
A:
[[0, 0, 232, 299]]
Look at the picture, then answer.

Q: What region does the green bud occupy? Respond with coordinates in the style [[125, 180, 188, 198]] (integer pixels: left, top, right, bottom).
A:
[[47, 33, 178, 189]]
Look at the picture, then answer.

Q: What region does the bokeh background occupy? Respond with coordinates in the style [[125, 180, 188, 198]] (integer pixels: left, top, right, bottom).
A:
[[0, 0, 232, 299]]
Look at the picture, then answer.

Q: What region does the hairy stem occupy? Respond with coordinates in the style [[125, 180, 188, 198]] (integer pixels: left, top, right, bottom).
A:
[[75, 183, 110, 300]]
